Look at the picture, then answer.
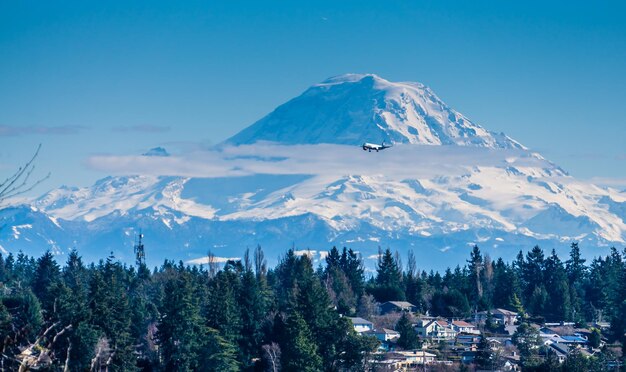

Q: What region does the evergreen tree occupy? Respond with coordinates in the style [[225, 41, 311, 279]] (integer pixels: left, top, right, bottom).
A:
[[431, 289, 470, 318], [67, 322, 101, 371], [205, 261, 242, 345], [396, 312, 420, 350], [201, 328, 240, 372], [340, 247, 365, 299], [32, 250, 61, 313], [512, 321, 542, 368], [370, 248, 404, 302], [279, 311, 323, 372], [474, 336, 494, 370], [89, 257, 136, 371], [157, 268, 206, 371], [544, 250, 572, 321], [467, 245, 484, 310], [566, 242, 587, 285], [238, 256, 268, 366]]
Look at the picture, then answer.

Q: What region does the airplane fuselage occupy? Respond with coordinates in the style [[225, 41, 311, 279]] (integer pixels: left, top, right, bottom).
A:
[[362, 142, 390, 152]]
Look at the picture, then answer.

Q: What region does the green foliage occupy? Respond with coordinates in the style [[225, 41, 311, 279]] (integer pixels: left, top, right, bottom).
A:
[[157, 268, 206, 371], [396, 312, 420, 350], [201, 328, 240, 372], [431, 289, 470, 318], [369, 248, 404, 302], [512, 321, 542, 367], [589, 327, 602, 348], [280, 311, 323, 372], [0, 242, 622, 369], [474, 336, 494, 370]]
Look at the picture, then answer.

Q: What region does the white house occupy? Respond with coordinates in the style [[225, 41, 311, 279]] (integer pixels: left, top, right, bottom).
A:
[[415, 319, 457, 341], [365, 328, 400, 342], [451, 320, 480, 335], [347, 317, 374, 333]]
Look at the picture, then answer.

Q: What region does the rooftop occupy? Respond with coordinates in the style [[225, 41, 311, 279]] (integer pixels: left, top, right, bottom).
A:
[[347, 317, 374, 325]]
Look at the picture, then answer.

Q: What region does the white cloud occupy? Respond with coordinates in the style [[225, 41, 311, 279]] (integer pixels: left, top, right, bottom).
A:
[[293, 249, 316, 257], [586, 177, 626, 189], [186, 256, 240, 265], [0, 125, 86, 136], [85, 143, 550, 181]]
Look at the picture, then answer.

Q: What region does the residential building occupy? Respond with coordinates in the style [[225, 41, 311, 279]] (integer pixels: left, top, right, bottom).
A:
[[415, 319, 457, 341], [379, 301, 417, 314], [476, 308, 518, 326], [451, 320, 480, 335], [347, 317, 374, 333], [364, 328, 400, 343]]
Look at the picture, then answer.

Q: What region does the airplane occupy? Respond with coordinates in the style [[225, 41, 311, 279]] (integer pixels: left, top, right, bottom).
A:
[[362, 141, 392, 152]]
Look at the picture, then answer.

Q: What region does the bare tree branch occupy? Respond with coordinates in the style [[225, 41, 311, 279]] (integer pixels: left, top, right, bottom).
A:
[[0, 144, 50, 205]]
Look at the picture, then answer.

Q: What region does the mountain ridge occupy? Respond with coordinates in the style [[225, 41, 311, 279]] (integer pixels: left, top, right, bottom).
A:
[[225, 73, 524, 149], [1, 74, 625, 268]]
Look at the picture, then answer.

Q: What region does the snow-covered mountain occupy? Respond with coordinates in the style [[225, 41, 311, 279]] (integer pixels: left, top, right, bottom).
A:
[[226, 74, 523, 149], [2, 74, 625, 269]]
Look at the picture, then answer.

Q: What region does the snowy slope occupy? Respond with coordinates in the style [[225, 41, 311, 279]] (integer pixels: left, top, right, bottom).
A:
[[226, 74, 524, 149], [2, 74, 625, 268]]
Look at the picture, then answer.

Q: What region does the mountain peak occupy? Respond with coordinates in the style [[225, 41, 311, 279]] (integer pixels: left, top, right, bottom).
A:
[[318, 73, 388, 85], [142, 147, 170, 157], [225, 74, 523, 149]]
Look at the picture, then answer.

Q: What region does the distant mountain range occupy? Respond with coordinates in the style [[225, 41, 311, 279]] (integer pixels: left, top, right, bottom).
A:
[[2, 74, 625, 269]]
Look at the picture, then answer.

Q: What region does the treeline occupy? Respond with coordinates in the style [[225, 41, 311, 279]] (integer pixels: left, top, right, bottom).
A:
[[0, 248, 377, 371], [0, 243, 624, 370], [371, 243, 626, 328]]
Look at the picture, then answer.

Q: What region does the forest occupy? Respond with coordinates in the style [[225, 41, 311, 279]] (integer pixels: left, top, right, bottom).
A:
[[0, 242, 624, 371]]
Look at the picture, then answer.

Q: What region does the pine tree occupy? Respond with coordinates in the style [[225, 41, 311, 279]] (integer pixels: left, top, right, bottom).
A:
[[467, 245, 484, 310], [371, 248, 404, 302], [396, 312, 420, 350], [280, 311, 323, 372], [512, 321, 542, 367], [32, 250, 61, 314], [238, 260, 267, 366], [157, 268, 206, 371], [205, 262, 242, 345], [474, 336, 493, 370], [67, 322, 101, 370], [544, 250, 572, 321], [340, 247, 365, 299], [90, 257, 136, 371], [201, 328, 240, 371], [566, 242, 587, 285]]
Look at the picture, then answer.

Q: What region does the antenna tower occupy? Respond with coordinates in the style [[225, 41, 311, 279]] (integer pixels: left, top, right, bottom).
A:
[[134, 230, 146, 266]]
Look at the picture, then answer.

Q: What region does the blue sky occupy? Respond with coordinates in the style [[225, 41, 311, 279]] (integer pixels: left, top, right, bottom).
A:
[[1, 0, 625, 195]]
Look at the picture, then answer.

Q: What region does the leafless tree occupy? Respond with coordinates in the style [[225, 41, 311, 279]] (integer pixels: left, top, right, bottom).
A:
[[206, 250, 219, 278], [0, 144, 49, 205], [262, 342, 281, 372], [254, 244, 267, 278]]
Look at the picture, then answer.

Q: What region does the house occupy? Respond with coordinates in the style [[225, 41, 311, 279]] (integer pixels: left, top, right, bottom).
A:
[[379, 301, 417, 314], [415, 319, 457, 341], [364, 328, 400, 342], [451, 320, 480, 335], [386, 351, 436, 365], [456, 335, 481, 350], [347, 317, 374, 333], [560, 335, 587, 345], [486, 336, 514, 348], [547, 343, 570, 363], [476, 308, 518, 326]]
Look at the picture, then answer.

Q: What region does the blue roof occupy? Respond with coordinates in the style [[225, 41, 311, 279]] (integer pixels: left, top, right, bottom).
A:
[[561, 335, 587, 343]]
